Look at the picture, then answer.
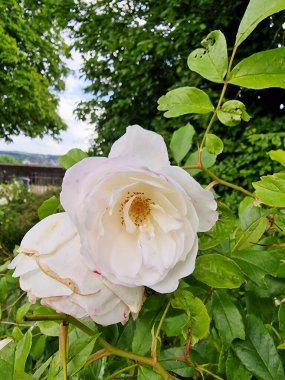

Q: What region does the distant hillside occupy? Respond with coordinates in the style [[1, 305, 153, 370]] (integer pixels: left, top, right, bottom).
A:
[[0, 151, 60, 166]]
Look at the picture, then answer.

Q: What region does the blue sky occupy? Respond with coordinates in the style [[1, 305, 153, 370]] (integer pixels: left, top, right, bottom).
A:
[[0, 50, 94, 156]]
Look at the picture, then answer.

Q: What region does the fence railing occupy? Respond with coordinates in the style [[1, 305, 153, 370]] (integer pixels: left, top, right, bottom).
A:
[[0, 164, 65, 192]]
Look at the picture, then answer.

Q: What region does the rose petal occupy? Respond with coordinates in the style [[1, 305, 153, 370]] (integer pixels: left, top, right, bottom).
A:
[[161, 166, 218, 232], [109, 125, 170, 170]]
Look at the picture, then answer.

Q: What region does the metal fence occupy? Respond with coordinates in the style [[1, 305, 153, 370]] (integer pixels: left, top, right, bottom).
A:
[[0, 164, 65, 193]]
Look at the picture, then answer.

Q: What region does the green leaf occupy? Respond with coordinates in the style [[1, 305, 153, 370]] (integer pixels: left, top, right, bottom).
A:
[[205, 133, 224, 155], [162, 310, 188, 337], [231, 250, 281, 287], [187, 30, 228, 83], [159, 347, 197, 377], [33, 357, 53, 380], [30, 335, 46, 361], [58, 148, 88, 169], [16, 303, 31, 323], [245, 293, 275, 323], [132, 296, 165, 355], [193, 254, 245, 288], [171, 289, 210, 344], [199, 202, 237, 250], [233, 315, 285, 380], [0, 277, 8, 302], [14, 330, 32, 375], [253, 173, 285, 207], [170, 124, 195, 163], [229, 48, 285, 89], [34, 306, 60, 337], [37, 196, 61, 220], [138, 366, 161, 380], [233, 215, 269, 251], [157, 87, 213, 117], [278, 303, 285, 340], [185, 148, 216, 176], [238, 196, 264, 230], [226, 350, 252, 380], [0, 340, 16, 379], [217, 100, 251, 126], [48, 335, 98, 380], [235, 0, 285, 47], [268, 149, 285, 167], [212, 290, 245, 348]]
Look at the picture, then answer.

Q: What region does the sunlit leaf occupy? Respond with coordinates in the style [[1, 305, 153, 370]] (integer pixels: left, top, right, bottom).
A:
[[193, 254, 245, 288], [170, 124, 195, 163], [58, 148, 88, 169], [217, 100, 251, 126], [188, 30, 228, 83], [229, 48, 285, 89], [235, 0, 285, 47], [205, 133, 224, 155], [157, 87, 213, 117], [253, 173, 285, 207]]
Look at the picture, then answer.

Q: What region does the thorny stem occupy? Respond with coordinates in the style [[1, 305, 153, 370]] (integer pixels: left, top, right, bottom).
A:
[[24, 314, 172, 379]]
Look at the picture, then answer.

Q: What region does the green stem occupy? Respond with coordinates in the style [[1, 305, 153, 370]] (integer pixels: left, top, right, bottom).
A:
[[152, 301, 171, 361], [104, 364, 138, 380], [198, 45, 238, 159], [24, 314, 172, 379], [197, 365, 224, 380], [203, 167, 255, 198]]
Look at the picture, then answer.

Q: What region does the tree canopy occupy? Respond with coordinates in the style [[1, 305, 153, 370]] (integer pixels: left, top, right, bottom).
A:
[[0, 0, 75, 141], [73, 0, 284, 196]]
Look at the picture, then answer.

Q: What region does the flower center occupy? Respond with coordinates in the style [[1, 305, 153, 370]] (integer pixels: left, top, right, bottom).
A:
[[120, 192, 154, 227]]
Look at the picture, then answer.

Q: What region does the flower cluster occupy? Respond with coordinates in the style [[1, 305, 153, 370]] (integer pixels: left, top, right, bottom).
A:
[[9, 125, 218, 325]]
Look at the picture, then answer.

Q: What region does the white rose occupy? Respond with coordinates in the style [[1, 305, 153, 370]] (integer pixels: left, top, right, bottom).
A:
[[8, 213, 144, 326], [61, 125, 218, 293]]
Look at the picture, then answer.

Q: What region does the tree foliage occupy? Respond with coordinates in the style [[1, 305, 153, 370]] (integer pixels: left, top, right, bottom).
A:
[[73, 0, 284, 198], [0, 0, 75, 141]]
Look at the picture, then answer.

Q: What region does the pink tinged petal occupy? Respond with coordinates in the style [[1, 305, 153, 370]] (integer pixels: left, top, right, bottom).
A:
[[19, 213, 77, 256], [152, 237, 198, 293], [108, 124, 170, 171], [161, 166, 218, 232]]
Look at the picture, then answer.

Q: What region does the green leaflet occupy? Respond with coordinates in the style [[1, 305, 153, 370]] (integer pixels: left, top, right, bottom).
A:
[[170, 124, 195, 163], [253, 172, 285, 207], [233, 315, 285, 380], [212, 290, 245, 348], [58, 148, 88, 169], [229, 48, 285, 89], [193, 254, 245, 289], [157, 87, 213, 117], [188, 30, 228, 83], [235, 0, 285, 47]]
